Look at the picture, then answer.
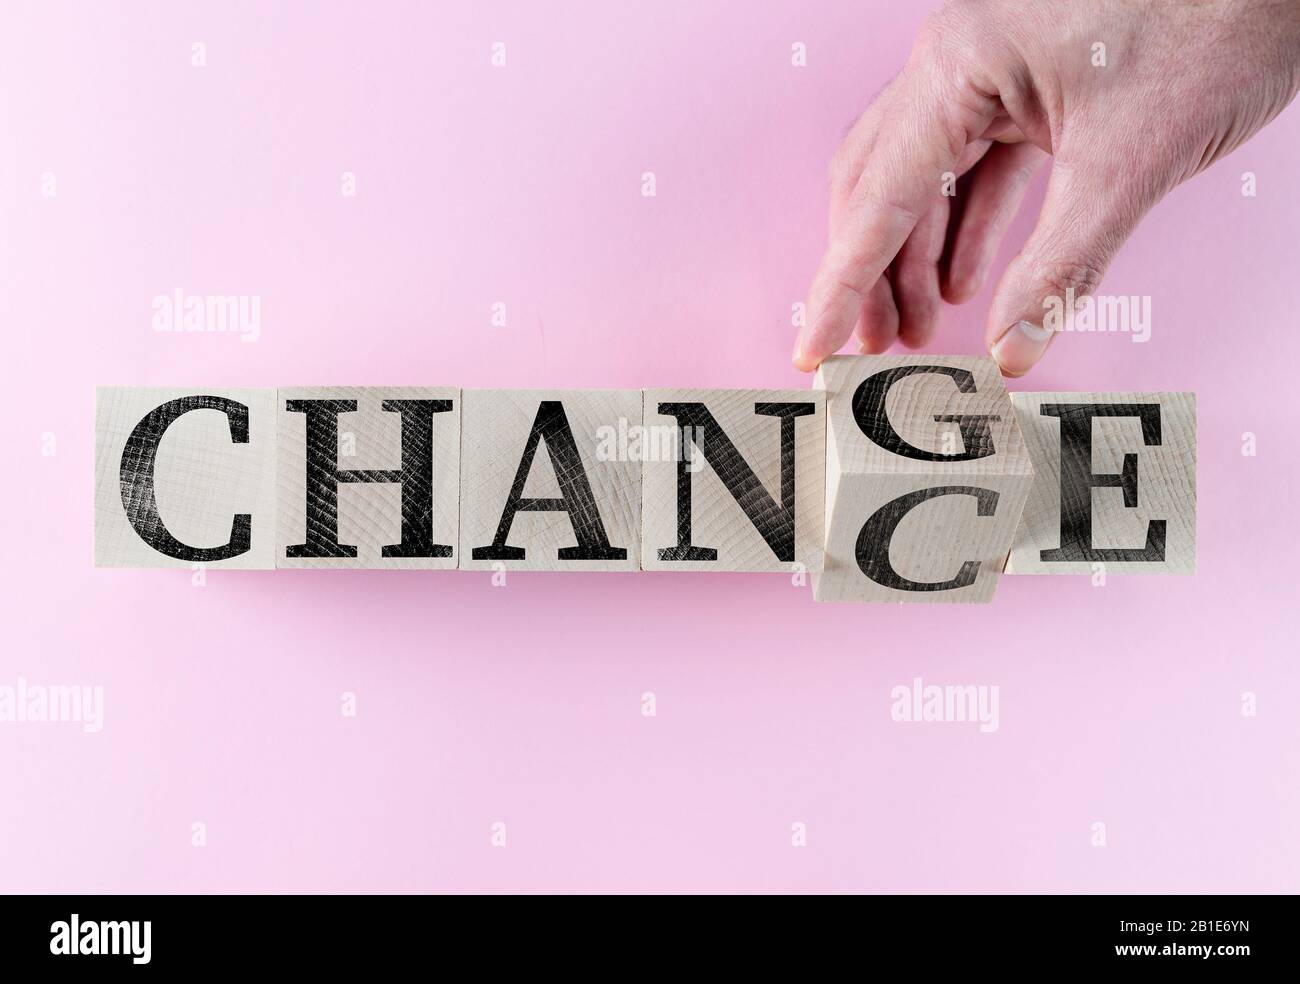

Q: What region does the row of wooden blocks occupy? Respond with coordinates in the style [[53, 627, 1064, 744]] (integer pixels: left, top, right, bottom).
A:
[[94, 356, 1196, 602]]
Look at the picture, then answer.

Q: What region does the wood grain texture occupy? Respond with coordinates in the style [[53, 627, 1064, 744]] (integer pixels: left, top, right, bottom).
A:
[[1005, 392, 1196, 575], [641, 389, 825, 572], [94, 387, 277, 568], [811, 356, 1032, 604], [276, 387, 461, 569], [458, 390, 642, 571]]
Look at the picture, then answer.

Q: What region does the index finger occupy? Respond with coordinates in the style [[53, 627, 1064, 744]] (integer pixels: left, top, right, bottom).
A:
[[794, 68, 994, 371]]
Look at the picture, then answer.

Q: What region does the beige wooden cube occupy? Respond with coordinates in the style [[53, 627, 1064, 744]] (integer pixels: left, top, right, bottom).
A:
[[812, 356, 1032, 603], [459, 390, 642, 571], [641, 389, 825, 572], [95, 387, 277, 568], [276, 387, 461, 568], [1006, 392, 1196, 575]]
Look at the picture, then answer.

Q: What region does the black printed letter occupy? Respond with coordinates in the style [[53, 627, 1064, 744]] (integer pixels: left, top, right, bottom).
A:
[[120, 395, 253, 562], [855, 486, 1000, 592], [656, 401, 817, 563], [853, 365, 999, 460], [472, 401, 626, 561], [285, 399, 453, 559], [1039, 403, 1165, 563]]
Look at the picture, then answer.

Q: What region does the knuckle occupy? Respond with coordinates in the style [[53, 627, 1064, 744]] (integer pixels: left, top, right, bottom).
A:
[[915, 9, 953, 52], [827, 145, 857, 193], [825, 241, 876, 292], [833, 277, 868, 304], [910, 5, 993, 143], [852, 185, 921, 228], [1038, 260, 1105, 299], [915, 2, 977, 60]]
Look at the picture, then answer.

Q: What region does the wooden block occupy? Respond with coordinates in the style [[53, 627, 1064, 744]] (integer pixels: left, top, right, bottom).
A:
[[1005, 392, 1196, 574], [811, 355, 1032, 603], [458, 390, 642, 571], [276, 387, 461, 568], [641, 389, 825, 572], [94, 387, 277, 568]]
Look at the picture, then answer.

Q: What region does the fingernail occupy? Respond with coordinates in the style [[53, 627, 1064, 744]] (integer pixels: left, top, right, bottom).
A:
[[990, 320, 1053, 376]]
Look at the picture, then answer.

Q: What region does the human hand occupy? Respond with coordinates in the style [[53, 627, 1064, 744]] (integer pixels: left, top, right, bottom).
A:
[[793, 0, 1300, 376]]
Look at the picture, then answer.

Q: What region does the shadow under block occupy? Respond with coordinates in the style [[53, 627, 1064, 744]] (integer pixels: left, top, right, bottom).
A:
[[1006, 392, 1196, 574], [641, 389, 825, 572], [458, 390, 642, 571], [276, 387, 461, 568], [94, 387, 277, 568], [812, 356, 1032, 603]]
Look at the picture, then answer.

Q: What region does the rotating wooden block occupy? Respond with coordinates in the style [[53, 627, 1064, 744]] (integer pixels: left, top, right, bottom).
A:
[[94, 387, 277, 568], [276, 387, 461, 568], [641, 389, 825, 572], [458, 390, 642, 571], [1005, 392, 1196, 574], [811, 356, 1032, 604]]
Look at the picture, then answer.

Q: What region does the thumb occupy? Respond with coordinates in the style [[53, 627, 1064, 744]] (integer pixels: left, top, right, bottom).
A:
[[986, 155, 1154, 376]]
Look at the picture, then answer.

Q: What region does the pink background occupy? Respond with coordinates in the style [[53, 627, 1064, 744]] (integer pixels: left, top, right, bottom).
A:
[[3, 0, 1298, 893]]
